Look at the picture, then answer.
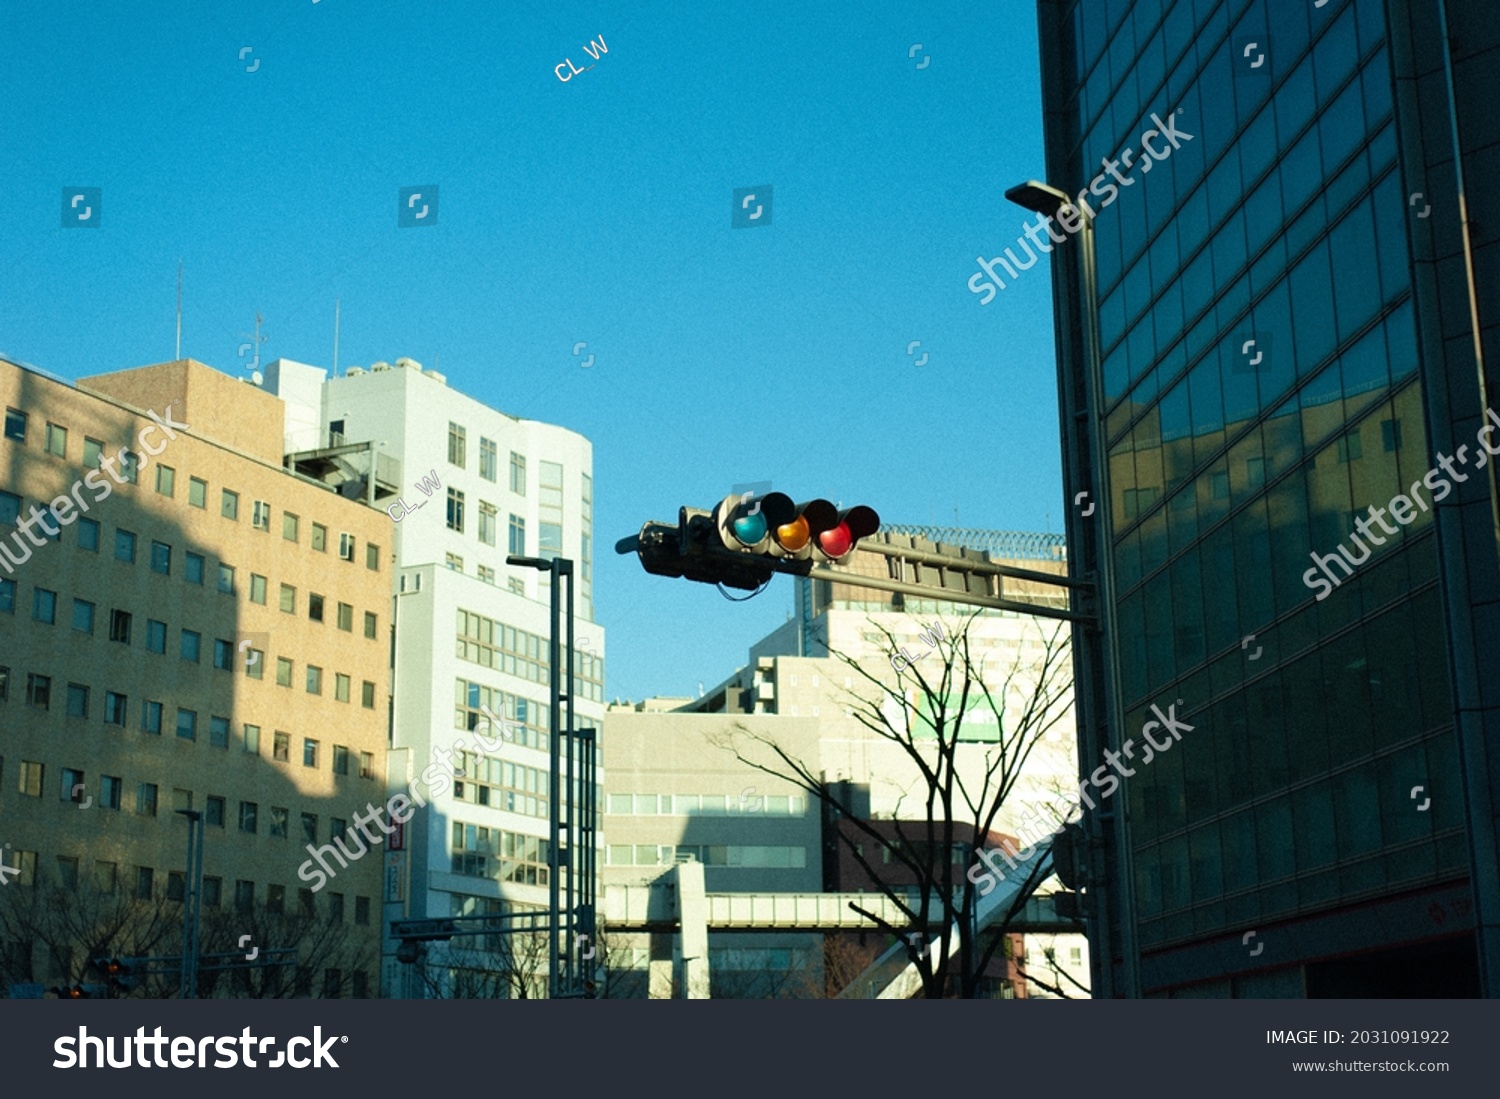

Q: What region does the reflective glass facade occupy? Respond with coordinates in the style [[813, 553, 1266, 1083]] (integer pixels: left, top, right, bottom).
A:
[[1039, 0, 1499, 996]]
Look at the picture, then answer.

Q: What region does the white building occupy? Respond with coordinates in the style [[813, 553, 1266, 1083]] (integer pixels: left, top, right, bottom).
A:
[[266, 357, 605, 997]]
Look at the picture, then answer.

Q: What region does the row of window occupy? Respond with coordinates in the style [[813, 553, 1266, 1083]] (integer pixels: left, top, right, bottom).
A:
[[0, 499, 385, 639], [605, 793, 809, 818], [0, 417, 383, 569], [0, 672, 378, 771], [0, 843, 371, 928], [456, 609, 604, 702], [606, 845, 809, 868], [446, 423, 527, 494], [450, 822, 553, 885]]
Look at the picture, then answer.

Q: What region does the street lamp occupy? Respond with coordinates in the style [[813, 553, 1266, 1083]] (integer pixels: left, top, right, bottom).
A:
[[1006, 179, 1141, 999], [174, 809, 204, 998], [506, 554, 576, 999]]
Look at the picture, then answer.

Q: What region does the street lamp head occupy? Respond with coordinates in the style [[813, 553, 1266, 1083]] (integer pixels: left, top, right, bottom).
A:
[[1006, 180, 1074, 218], [506, 554, 550, 571], [175, 809, 201, 822]]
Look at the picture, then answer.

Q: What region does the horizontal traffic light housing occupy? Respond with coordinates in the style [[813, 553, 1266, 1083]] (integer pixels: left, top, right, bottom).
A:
[[816, 505, 881, 563], [714, 492, 796, 552]]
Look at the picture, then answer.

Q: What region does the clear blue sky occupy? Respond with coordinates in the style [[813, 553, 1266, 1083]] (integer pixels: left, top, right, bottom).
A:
[[0, 1, 1063, 702]]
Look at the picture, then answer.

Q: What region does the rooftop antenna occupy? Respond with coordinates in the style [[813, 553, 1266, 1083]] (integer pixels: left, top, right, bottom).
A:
[[238, 312, 267, 379], [332, 298, 340, 377], [175, 260, 183, 360]]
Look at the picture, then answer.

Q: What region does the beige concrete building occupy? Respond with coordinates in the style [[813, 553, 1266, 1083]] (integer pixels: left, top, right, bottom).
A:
[[0, 357, 390, 996], [601, 709, 823, 997]]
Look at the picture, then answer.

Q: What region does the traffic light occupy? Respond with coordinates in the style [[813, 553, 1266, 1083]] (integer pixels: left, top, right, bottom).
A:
[[90, 956, 143, 994], [714, 493, 880, 565], [618, 490, 880, 591], [51, 984, 107, 999]]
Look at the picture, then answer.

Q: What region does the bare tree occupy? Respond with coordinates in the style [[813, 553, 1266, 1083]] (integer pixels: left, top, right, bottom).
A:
[[407, 926, 550, 999], [0, 878, 372, 998], [710, 611, 1073, 998]]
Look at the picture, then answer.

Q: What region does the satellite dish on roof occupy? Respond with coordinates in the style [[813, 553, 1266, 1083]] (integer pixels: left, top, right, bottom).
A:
[[251, 370, 264, 386]]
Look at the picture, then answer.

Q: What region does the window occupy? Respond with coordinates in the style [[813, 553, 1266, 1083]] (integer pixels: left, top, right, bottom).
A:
[[19, 760, 43, 796], [252, 500, 271, 530], [364, 611, 378, 639], [146, 619, 166, 653], [339, 532, 355, 561], [203, 877, 221, 907], [510, 451, 526, 494], [270, 806, 289, 838], [0, 578, 11, 613], [311, 523, 327, 552], [360, 752, 375, 780], [480, 437, 498, 481], [71, 598, 94, 633], [276, 657, 292, 687], [114, 529, 137, 563], [0, 665, 7, 700], [280, 583, 296, 613], [136, 867, 155, 900], [306, 665, 323, 694], [267, 885, 285, 912], [217, 563, 234, 594], [303, 738, 319, 768], [245, 650, 264, 679], [165, 871, 185, 902], [155, 464, 175, 496], [446, 553, 463, 573], [362, 681, 376, 708], [509, 514, 526, 554], [301, 813, 318, 843], [77, 517, 99, 551], [141, 699, 162, 734], [119, 449, 139, 483], [366, 542, 380, 570], [137, 782, 158, 816], [1383, 418, 1404, 451], [150, 540, 171, 574], [309, 593, 324, 621], [274, 732, 290, 762], [283, 512, 299, 541], [66, 683, 88, 718], [210, 715, 229, 748], [539, 461, 563, 561], [213, 638, 233, 670], [333, 745, 350, 775], [4, 408, 28, 442], [188, 477, 206, 508], [27, 673, 51, 708], [105, 691, 127, 726], [448, 422, 467, 467], [206, 796, 225, 827], [0, 490, 17, 526], [181, 629, 200, 662], [447, 488, 465, 531], [185, 552, 204, 584], [479, 502, 497, 545], [56, 856, 80, 890], [46, 422, 67, 456], [62, 767, 85, 801], [221, 489, 239, 520], [250, 574, 267, 604], [331, 818, 347, 841], [109, 608, 131, 643], [242, 724, 260, 754], [355, 896, 371, 925], [335, 673, 351, 703], [83, 437, 102, 466], [176, 708, 196, 741], [172, 788, 192, 815], [33, 588, 56, 624], [478, 564, 495, 583], [239, 802, 257, 833], [328, 893, 345, 923], [100, 776, 122, 810], [235, 881, 254, 911]]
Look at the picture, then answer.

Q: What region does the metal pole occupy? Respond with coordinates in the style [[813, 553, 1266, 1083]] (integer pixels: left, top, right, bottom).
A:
[[564, 562, 577, 993], [547, 558, 562, 998], [178, 810, 203, 998]]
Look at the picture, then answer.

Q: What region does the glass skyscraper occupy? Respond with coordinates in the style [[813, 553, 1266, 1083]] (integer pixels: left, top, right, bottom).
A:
[[1035, 0, 1499, 996]]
